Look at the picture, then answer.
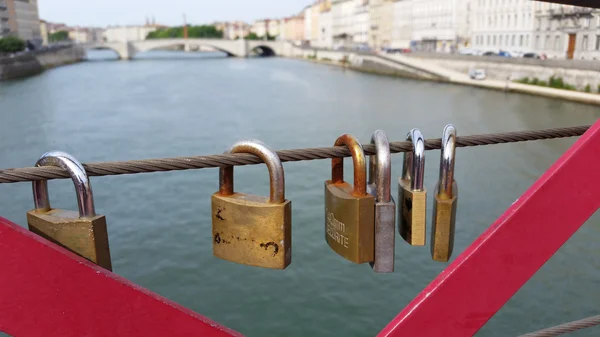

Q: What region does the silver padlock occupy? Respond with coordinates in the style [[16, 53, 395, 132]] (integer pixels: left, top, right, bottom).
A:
[[367, 130, 396, 273]]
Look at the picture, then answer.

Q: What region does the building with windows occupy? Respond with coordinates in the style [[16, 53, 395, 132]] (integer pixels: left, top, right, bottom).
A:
[[410, 0, 471, 52], [392, 0, 413, 49], [103, 25, 158, 43], [251, 20, 268, 38], [304, 5, 312, 41], [369, 0, 394, 50], [317, 1, 334, 47], [471, 0, 535, 55], [1, 0, 10, 38], [219, 21, 250, 40], [352, 0, 370, 45], [281, 14, 305, 42], [532, 2, 600, 60], [0, 0, 41, 44], [332, 0, 370, 47]]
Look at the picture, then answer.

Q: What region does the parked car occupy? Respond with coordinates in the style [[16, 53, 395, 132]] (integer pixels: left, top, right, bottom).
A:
[[384, 48, 411, 54], [468, 68, 486, 80], [458, 48, 478, 55], [498, 50, 511, 57], [482, 51, 497, 56], [523, 52, 541, 59]]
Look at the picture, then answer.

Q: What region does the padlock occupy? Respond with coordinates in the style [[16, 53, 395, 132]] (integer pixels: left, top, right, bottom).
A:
[[398, 129, 427, 246], [26, 151, 112, 270], [367, 130, 396, 273], [211, 140, 292, 269], [325, 134, 375, 264], [431, 125, 458, 262]]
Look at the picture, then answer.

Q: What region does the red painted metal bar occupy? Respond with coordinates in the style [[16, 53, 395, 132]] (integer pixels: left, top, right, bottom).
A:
[[378, 119, 600, 337], [0, 217, 243, 337]]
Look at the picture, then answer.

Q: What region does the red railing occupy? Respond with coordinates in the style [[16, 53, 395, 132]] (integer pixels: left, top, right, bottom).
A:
[[379, 119, 600, 336], [1, 119, 599, 337]]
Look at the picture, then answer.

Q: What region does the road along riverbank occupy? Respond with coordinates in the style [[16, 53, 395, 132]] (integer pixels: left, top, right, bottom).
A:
[[286, 46, 600, 106], [0, 45, 85, 81]]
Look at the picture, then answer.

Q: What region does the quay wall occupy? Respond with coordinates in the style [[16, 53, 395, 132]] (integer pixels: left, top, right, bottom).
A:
[[409, 52, 600, 91], [0, 46, 85, 81]]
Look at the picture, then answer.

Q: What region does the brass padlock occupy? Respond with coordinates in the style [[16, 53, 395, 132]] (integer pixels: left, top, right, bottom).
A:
[[26, 151, 112, 270], [367, 130, 396, 273], [431, 125, 458, 262], [325, 134, 375, 264], [398, 129, 427, 246], [211, 140, 292, 269]]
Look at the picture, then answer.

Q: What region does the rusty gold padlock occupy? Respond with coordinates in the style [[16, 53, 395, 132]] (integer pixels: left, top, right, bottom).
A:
[[431, 125, 458, 262], [367, 130, 396, 273], [325, 134, 375, 264], [211, 140, 292, 269], [26, 151, 112, 270], [398, 129, 427, 246]]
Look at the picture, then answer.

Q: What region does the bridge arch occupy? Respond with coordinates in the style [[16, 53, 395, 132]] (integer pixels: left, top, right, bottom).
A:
[[251, 45, 276, 57], [85, 46, 121, 59]]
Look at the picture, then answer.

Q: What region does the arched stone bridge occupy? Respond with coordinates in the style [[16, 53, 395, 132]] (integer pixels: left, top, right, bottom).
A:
[[84, 39, 285, 59]]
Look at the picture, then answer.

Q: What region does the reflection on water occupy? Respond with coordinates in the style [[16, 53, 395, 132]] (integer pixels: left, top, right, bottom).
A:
[[0, 50, 599, 337]]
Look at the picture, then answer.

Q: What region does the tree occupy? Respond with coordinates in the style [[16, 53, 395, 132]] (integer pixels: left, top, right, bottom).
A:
[[49, 30, 70, 42], [0, 36, 26, 53], [146, 25, 223, 39], [244, 32, 276, 41]]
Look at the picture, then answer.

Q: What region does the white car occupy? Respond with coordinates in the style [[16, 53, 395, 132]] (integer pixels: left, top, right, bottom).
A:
[[469, 68, 486, 80], [458, 48, 477, 55]]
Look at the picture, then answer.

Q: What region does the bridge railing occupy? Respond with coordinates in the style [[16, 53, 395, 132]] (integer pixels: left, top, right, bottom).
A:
[[1, 120, 599, 336]]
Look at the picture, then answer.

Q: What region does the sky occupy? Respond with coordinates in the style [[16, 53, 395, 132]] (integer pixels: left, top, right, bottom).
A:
[[39, 0, 313, 27]]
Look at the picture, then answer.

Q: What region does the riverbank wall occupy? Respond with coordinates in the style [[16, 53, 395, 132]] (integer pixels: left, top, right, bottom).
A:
[[284, 47, 449, 81], [285, 46, 600, 106], [0, 45, 85, 81], [408, 52, 600, 91]]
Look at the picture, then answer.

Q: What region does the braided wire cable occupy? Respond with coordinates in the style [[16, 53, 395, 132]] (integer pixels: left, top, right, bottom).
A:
[[0, 125, 589, 184], [518, 314, 600, 337]]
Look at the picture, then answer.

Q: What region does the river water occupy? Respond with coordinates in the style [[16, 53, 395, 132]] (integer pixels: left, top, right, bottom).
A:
[[1, 50, 599, 336]]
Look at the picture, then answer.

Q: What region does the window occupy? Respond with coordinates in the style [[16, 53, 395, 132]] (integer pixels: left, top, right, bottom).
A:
[[545, 35, 551, 49], [519, 35, 524, 46], [583, 35, 589, 50], [512, 35, 516, 46], [535, 35, 540, 48], [493, 35, 497, 45], [596, 35, 600, 50], [583, 17, 590, 28], [525, 35, 529, 47], [554, 36, 560, 51], [487, 35, 490, 45]]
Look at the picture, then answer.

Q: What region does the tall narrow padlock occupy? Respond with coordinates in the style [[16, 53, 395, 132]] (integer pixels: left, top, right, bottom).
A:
[[431, 125, 458, 262], [211, 140, 292, 269], [26, 151, 112, 270], [367, 130, 396, 273], [398, 129, 427, 246], [325, 134, 375, 264]]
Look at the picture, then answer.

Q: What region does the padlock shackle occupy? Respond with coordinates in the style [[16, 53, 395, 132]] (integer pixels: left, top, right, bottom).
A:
[[32, 151, 96, 218], [331, 134, 367, 196], [402, 129, 425, 191], [368, 130, 391, 202], [219, 140, 285, 203], [438, 125, 456, 199]]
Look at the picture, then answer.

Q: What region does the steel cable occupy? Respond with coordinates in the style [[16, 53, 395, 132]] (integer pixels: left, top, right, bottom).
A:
[[0, 125, 590, 184], [518, 314, 600, 336]]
